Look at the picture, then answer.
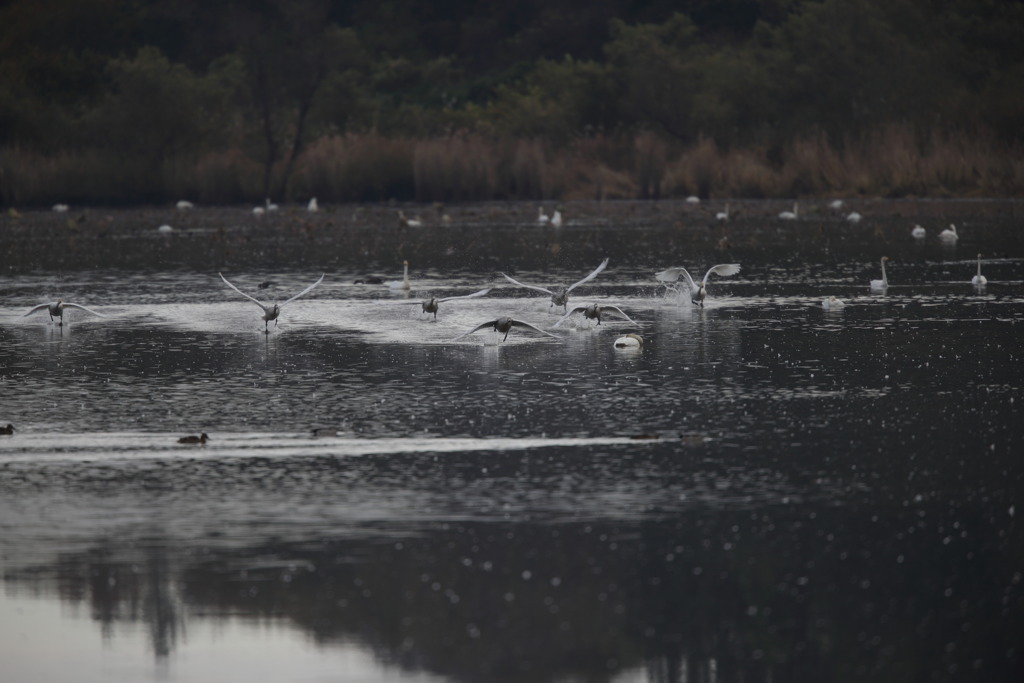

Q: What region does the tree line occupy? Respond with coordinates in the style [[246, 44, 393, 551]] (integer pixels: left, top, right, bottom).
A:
[[1, 0, 1022, 206]]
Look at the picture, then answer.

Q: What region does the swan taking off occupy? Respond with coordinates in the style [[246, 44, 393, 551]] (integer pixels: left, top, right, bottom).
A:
[[449, 316, 560, 343], [24, 299, 106, 325], [971, 254, 987, 286], [654, 263, 741, 307], [869, 256, 889, 291], [501, 258, 609, 312], [554, 303, 636, 328], [398, 288, 492, 320], [912, 224, 926, 239], [385, 260, 411, 290], [778, 202, 798, 220], [939, 224, 959, 244], [219, 272, 325, 332]]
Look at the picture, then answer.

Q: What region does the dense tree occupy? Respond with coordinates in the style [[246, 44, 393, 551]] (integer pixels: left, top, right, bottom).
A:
[[1, 0, 1022, 203]]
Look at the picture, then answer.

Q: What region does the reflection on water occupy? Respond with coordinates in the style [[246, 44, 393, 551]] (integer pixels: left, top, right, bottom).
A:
[[1, 202, 1023, 682]]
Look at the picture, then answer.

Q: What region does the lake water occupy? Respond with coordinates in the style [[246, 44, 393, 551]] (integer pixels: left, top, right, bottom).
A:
[[1, 200, 1022, 682]]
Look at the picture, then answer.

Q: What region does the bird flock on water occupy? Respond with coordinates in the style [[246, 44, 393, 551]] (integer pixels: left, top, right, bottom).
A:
[[14, 199, 993, 442]]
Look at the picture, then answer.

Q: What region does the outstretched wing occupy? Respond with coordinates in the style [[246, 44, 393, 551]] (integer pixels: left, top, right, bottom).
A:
[[566, 258, 609, 293], [280, 273, 325, 307], [449, 320, 498, 342], [220, 273, 271, 313], [655, 266, 696, 290], [701, 263, 741, 285], [62, 302, 106, 318], [510, 319, 560, 339], [553, 305, 588, 328], [23, 303, 52, 317], [501, 273, 553, 296], [601, 305, 636, 324], [438, 287, 492, 304]]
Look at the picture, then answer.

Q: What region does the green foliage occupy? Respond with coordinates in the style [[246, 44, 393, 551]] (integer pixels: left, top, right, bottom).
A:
[[1, 0, 1024, 204]]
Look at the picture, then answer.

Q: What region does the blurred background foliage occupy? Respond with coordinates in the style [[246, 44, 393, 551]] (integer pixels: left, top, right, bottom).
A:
[[1, 0, 1022, 205]]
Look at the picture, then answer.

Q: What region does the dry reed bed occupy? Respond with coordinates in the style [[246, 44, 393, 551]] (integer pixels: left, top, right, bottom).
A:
[[2, 126, 1021, 207]]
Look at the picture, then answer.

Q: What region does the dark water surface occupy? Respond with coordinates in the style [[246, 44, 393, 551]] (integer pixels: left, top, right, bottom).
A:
[[1, 200, 1023, 682]]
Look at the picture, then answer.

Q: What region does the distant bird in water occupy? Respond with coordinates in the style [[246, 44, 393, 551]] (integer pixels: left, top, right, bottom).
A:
[[398, 210, 423, 227], [716, 203, 730, 221], [685, 195, 700, 204], [385, 260, 411, 290], [157, 224, 174, 234], [52, 204, 69, 212], [654, 263, 741, 307], [829, 199, 845, 211], [257, 281, 277, 289], [911, 224, 926, 239], [939, 224, 959, 244], [550, 209, 563, 227], [353, 276, 384, 285], [23, 298, 106, 325], [219, 272, 325, 332], [450, 317, 560, 343], [536, 207, 550, 224], [265, 198, 279, 212], [398, 287, 492, 320], [821, 296, 846, 310], [307, 197, 318, 212], [555, 303, 636, 328], [971, 254, 987, 286], [178, 433, 209, 444], [501, 258, 609, 312], [846, 211, 862, 223], [778, 202, 798, 220], [0, 424, 15, 435], [176, 200, 194, 210], [869, 256, 890, 291]]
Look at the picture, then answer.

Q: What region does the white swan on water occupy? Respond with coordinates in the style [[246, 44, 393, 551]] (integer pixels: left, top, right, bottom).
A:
[[501, 258, 609, 312], [536, 207, 549, 224], [778, 202, 798, 220], [385, 260, 411, 290], [869, 257, 889, 291], [912, 224, 926, 239], [219, 272, 325, 332], [939, 224, 959, 244], [971, 254, 987, 286], [716, 203, 730, 221], [821, 296, 845, 310], [654, 263, 741, 307], [614, 333, 643, 349]]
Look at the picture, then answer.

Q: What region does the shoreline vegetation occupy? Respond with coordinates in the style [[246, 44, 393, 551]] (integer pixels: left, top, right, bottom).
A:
[[4, 126, 1021, 208], [2, 0, 1023, 207]]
